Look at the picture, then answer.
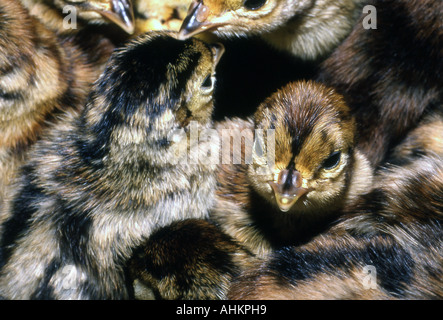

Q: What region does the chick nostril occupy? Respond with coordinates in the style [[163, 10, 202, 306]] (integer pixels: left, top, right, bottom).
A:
[[269, 169, 309, 212], [277, 169, 289, 186], [278, 169, 302, 192], [292, 171, 302, 188]]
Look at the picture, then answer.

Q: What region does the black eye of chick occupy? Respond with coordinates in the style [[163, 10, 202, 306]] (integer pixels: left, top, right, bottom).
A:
[[243, 0, 267, 11], [201, 75, 213, 90], [322, 151, 341, 170]]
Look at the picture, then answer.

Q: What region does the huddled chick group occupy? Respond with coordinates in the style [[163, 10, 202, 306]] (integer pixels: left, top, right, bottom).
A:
[[0, 0, 442, 300]]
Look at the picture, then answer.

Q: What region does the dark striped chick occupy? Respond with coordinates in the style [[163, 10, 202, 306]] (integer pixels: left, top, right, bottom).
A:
[[0, 31, 224, 299], [212, 80, 373, 257]]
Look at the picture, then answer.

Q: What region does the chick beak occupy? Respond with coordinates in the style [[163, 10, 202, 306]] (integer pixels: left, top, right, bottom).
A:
[[268, 169, 309, 212], [211, 42, 225, 66], [98, 0, 135, 34], [178, 0, 215, 39]]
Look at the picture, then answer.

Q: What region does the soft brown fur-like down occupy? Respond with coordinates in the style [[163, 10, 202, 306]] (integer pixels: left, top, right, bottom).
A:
[[0, 0, 100, 205]]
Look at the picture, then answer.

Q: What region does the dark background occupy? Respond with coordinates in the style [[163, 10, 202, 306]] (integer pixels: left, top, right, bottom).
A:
[[211, 37, 320, 121]]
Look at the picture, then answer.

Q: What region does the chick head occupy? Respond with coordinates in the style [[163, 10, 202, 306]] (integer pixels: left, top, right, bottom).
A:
[[249, 81, 356, 214], [177, 0, 308, 39], [82, 31, 224, 166], [89, 31, 223, 124]]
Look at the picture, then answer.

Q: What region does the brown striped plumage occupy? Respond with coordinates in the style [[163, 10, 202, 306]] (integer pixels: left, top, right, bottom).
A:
[[0, 0, 99, 205], [0, 32, 223, 299]]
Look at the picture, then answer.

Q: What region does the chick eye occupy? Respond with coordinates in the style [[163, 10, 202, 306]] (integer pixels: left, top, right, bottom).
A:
[[243, 0, 267, 10], [201, 75, 214, 92], [322, 151, 341, 170]]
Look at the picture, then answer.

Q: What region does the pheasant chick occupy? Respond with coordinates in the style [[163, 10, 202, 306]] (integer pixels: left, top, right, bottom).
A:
[[213, 80, 373, 257]]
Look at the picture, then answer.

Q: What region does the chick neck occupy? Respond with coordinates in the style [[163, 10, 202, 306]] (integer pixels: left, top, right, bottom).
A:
[[247, 189, 340, 247]]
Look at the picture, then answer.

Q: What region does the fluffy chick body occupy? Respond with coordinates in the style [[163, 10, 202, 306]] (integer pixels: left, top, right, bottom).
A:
[[317, 0, 443, 168], [212, 81, 373, 257], [0, 32, 223, 299], [0, 0, 99, 205], [128, 219, 253, 300], [178, 0, 365, 60], [229, 154, 443, 299]]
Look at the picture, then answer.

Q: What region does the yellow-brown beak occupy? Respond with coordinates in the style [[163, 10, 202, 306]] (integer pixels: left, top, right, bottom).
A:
[[97, 0, 135, 34], [268, 169, 309, 212], [178, 0, 222, 39]]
